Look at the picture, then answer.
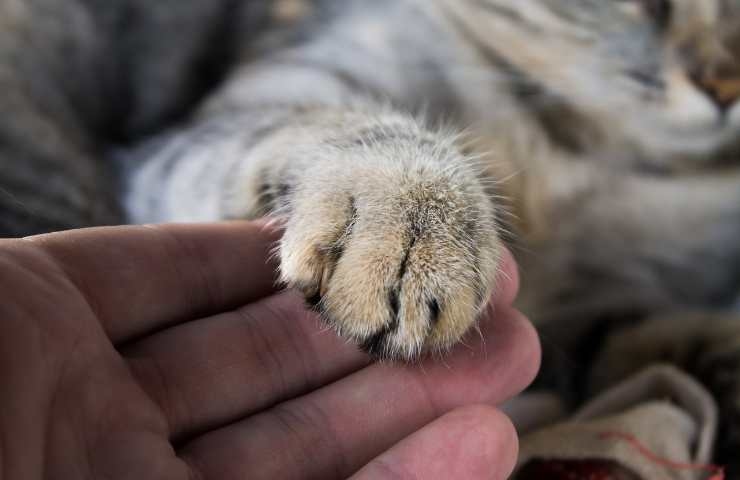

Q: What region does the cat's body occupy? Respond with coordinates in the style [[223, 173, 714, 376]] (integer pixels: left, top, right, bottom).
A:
[[123, 0, 740, 353], [3, 0, 740, 472]]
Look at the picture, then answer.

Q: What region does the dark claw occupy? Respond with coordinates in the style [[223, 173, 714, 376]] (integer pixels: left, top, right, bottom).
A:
[[428, 299, 441, 328], [389, 289, 400, 318], [360, 327, 393, 356], [305, 292, 323, 310]]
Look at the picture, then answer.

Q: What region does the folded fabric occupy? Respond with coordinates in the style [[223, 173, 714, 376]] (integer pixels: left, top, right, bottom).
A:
[[512, 365, 719, 480], [590, 313, 740, 478]]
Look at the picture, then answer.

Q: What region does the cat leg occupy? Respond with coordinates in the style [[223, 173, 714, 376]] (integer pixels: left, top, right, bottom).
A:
[[126, 90, 503, 361], [123, 0, 511, 359]]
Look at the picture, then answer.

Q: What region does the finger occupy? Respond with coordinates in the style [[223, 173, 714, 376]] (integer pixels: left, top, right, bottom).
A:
[[125, 291, 371, 440], [25, 221, 282, 343], [124, 256, 523, 441], [496, 246, 519, 308], [179, 306, 540, 480], [351, 405, 518, 480]]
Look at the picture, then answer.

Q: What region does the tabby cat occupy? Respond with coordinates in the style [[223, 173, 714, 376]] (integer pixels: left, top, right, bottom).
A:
[[2, 0, 740, 470]]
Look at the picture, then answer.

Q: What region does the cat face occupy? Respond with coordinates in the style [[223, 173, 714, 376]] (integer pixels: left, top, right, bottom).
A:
[[453, 0, 740, 165]]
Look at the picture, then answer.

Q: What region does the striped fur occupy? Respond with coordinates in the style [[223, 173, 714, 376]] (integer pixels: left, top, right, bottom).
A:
[[1, 0, 738, 349], [0, 0, 268, 236], [121, 0, 740, 355]]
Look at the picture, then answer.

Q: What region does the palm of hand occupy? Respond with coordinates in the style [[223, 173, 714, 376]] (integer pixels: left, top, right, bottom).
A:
[[0, 222, 538, 480]]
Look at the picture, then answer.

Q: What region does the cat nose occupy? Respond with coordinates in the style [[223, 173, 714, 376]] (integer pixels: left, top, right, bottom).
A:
[[690, 72, 740, 112]]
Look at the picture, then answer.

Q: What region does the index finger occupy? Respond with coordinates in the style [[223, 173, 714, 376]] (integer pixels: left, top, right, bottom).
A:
[[25, 221, 282, 343]]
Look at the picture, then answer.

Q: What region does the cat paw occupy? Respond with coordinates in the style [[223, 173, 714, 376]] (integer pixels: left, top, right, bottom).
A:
[[278, 153, 502, 360]]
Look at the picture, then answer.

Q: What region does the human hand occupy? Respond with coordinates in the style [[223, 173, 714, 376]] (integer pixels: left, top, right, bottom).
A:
[[0, 221, 539, 479]]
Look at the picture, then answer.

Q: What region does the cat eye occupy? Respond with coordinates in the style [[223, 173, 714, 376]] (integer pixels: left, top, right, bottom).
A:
[[619, 0, 672, 28]]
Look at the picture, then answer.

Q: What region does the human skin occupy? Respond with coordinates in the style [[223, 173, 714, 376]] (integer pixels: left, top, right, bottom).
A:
[[0, 221, 540, 480]]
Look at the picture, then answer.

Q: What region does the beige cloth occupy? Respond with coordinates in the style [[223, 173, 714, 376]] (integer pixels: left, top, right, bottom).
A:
[[512, 365, 718, 480]]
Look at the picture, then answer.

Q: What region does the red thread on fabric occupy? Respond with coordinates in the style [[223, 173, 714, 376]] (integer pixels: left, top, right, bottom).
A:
[[599, 431, 725, 480]]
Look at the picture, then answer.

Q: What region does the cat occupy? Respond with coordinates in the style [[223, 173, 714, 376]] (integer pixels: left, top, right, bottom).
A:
[[3, 0, 740, 473], [122, 0, 740, 360]]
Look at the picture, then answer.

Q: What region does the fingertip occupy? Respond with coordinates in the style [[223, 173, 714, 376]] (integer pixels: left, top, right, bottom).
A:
[[460, 306, 541, 401], [351, 405, 519, 480], [444, 405, 520, 479], [494, 246, 520, 307], [505, 308, 542, 391]]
